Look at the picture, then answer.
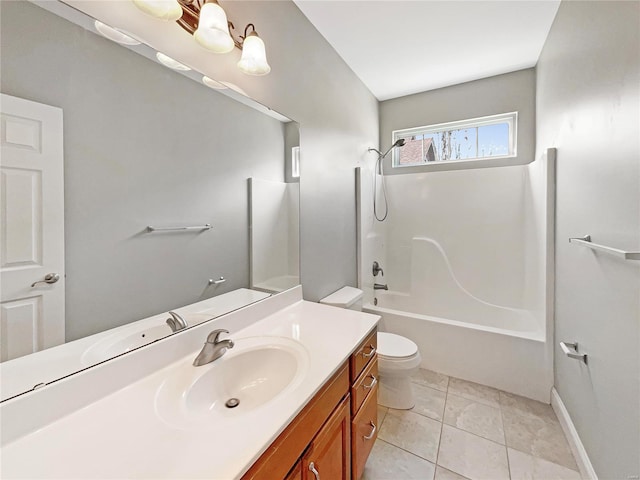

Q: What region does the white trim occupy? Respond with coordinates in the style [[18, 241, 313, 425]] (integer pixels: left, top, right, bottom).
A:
[[551, 387, 598, 480]]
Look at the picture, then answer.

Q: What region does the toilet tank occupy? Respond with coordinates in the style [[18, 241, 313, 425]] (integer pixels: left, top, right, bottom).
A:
[[319, 286, 364, 311]]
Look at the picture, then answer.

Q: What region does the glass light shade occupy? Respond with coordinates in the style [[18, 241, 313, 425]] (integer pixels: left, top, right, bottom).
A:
[[94, 21, 141, 45], [193, 2, 234, 53], [132, 0, 183, 21], [237, 33, 271, 75], [156, 52, 191, 71]]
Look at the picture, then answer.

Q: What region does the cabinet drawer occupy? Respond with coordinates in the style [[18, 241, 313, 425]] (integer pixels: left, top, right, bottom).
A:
[[349, 329, 377, 383], [351, 383, 378, 480], [351, 358, 378, 416]]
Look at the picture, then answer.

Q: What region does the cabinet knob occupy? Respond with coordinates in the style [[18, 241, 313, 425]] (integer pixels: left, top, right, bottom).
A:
[[308, 461, 320, 480]]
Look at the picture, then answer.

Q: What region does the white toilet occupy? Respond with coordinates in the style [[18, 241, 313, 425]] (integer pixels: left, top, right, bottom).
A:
[[319, 286, 421, 410]]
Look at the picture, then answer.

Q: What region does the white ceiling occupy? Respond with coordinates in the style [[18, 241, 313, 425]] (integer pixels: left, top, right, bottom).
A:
[[294, 1, 561, 101]]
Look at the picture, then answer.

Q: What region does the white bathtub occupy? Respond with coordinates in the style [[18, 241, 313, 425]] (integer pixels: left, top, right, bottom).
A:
[[363, 238, 552, 402], [365, 298, 551, 402]]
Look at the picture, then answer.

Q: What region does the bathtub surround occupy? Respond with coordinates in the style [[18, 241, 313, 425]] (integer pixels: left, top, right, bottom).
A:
[[359, 146, 555, 400], [536, 1, 640, 478]]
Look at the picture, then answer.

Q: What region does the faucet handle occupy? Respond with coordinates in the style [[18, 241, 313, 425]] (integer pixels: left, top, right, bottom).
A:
[[372, 261, 384, 277], [166, 311, 187, 332], [205, 329, 230, 344]]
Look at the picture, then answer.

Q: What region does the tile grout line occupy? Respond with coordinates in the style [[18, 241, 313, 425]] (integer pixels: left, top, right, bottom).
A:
[[375, 437, 439, 467], [499, 394, 513, 480], [434, 393, 446, 472]]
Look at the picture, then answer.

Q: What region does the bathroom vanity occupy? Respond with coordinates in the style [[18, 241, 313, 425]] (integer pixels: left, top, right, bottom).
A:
[[0, 287, 379, 479]]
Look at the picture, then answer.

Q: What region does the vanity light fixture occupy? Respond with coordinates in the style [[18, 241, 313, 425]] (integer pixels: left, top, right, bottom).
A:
[[156, 52, 191, 71], [94, 21, 141, 45], [132, 0, 271, 75]]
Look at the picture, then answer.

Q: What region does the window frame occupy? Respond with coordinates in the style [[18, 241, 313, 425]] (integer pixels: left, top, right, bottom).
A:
[[392, 112, 518, 170]]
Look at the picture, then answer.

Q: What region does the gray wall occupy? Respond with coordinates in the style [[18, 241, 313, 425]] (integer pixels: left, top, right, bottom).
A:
[[214, 2, 380, 302], [536, 2, 640, 478], [1, 1, 286, 341], [379, 69, 536, 173]]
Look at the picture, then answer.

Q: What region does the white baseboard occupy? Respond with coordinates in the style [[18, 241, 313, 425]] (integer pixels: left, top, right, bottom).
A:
[[551, 387, 598, 480]]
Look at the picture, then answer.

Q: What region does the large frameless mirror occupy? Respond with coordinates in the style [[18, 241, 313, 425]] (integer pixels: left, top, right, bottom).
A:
[[0, 0, 300, 401]]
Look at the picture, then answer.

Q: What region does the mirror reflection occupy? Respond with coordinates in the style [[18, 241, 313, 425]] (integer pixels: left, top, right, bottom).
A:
[[0, 0, 300, 401]]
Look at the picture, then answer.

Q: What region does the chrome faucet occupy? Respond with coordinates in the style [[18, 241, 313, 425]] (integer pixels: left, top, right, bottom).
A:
[[374, 283, 388, 290], [193, 329, 234, 366], [166, 311, 188, 332]]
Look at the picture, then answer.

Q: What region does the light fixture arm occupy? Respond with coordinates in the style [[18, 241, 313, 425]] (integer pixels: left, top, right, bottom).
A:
[[229, 23, 258, 50], [175, 0, 257, 51]]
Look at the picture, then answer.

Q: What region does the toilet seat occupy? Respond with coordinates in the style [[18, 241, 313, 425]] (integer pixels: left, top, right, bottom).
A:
[[377, 332, 418, 359]]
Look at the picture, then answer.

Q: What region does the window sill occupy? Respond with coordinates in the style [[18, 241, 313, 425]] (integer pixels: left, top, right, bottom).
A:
[[389, 155, 531, 174]]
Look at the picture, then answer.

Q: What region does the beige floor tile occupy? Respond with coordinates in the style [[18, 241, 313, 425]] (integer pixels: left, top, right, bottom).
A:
[[362, 439, 436, 480], [410, 383, 447, 421], [508, 447, 582, 480], [378, 405, 389, 426], [410, 368, 449, 392], [499, 391, 557, 421], [378, 409, 442, 462], [444, 393, 505, 444], [437, 425, 509, 480], [501, 394, 577, 470], [434, 466, 470, 480], [447, 377, 500, 408]]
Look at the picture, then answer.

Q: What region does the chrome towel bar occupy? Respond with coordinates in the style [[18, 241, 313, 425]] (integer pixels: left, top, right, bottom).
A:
[[569, 235, 640, 260], [559, 341, 587, 363], [147, 224, 212, 232]]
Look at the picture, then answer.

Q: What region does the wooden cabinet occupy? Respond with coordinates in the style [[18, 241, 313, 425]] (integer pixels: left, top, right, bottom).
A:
[[242, 328, 378, 480], [349, 331, 379, 480], [302, 397, 350, 480]]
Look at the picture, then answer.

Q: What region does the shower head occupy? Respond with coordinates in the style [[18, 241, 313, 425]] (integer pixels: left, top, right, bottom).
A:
[[368, 138, 406, 159], [380, 138, 406, 159]]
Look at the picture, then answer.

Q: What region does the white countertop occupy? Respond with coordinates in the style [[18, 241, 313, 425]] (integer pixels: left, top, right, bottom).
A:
[[0, 288, 271, 402], [0, 287, 379, 479]]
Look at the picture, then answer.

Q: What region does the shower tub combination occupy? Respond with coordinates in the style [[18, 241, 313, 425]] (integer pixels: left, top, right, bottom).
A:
[[364, 236, 552, 402], [358, 152, 556, 402]]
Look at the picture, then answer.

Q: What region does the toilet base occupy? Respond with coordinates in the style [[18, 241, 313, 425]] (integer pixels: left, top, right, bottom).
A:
[[378, 373, 416, 410]]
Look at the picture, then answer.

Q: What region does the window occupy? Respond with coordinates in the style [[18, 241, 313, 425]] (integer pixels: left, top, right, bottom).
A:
[[292, 146, 300, 178], [392, 112, 517, 168]]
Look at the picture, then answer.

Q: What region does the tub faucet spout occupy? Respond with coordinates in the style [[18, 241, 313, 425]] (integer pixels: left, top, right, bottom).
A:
[[374, 283, 388, 291]]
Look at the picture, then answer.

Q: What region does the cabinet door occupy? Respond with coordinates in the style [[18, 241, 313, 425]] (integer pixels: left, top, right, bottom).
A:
[[302, 396, 351, 480], [351, 383, 378, 480]]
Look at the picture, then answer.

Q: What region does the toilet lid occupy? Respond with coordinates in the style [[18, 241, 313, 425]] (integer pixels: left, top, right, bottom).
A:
[[377, 332, 418, 359]]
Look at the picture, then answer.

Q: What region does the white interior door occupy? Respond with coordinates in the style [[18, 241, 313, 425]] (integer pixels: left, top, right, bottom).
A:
[[0, 94, 64, 362]]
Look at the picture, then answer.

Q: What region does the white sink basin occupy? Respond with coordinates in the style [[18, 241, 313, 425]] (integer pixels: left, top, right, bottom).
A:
[[155, 336, 309, 429], [82, 324, 174, 365]]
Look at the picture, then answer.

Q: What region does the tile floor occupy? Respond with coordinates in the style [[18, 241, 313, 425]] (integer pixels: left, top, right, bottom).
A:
[[362, 369, 582, 480]]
